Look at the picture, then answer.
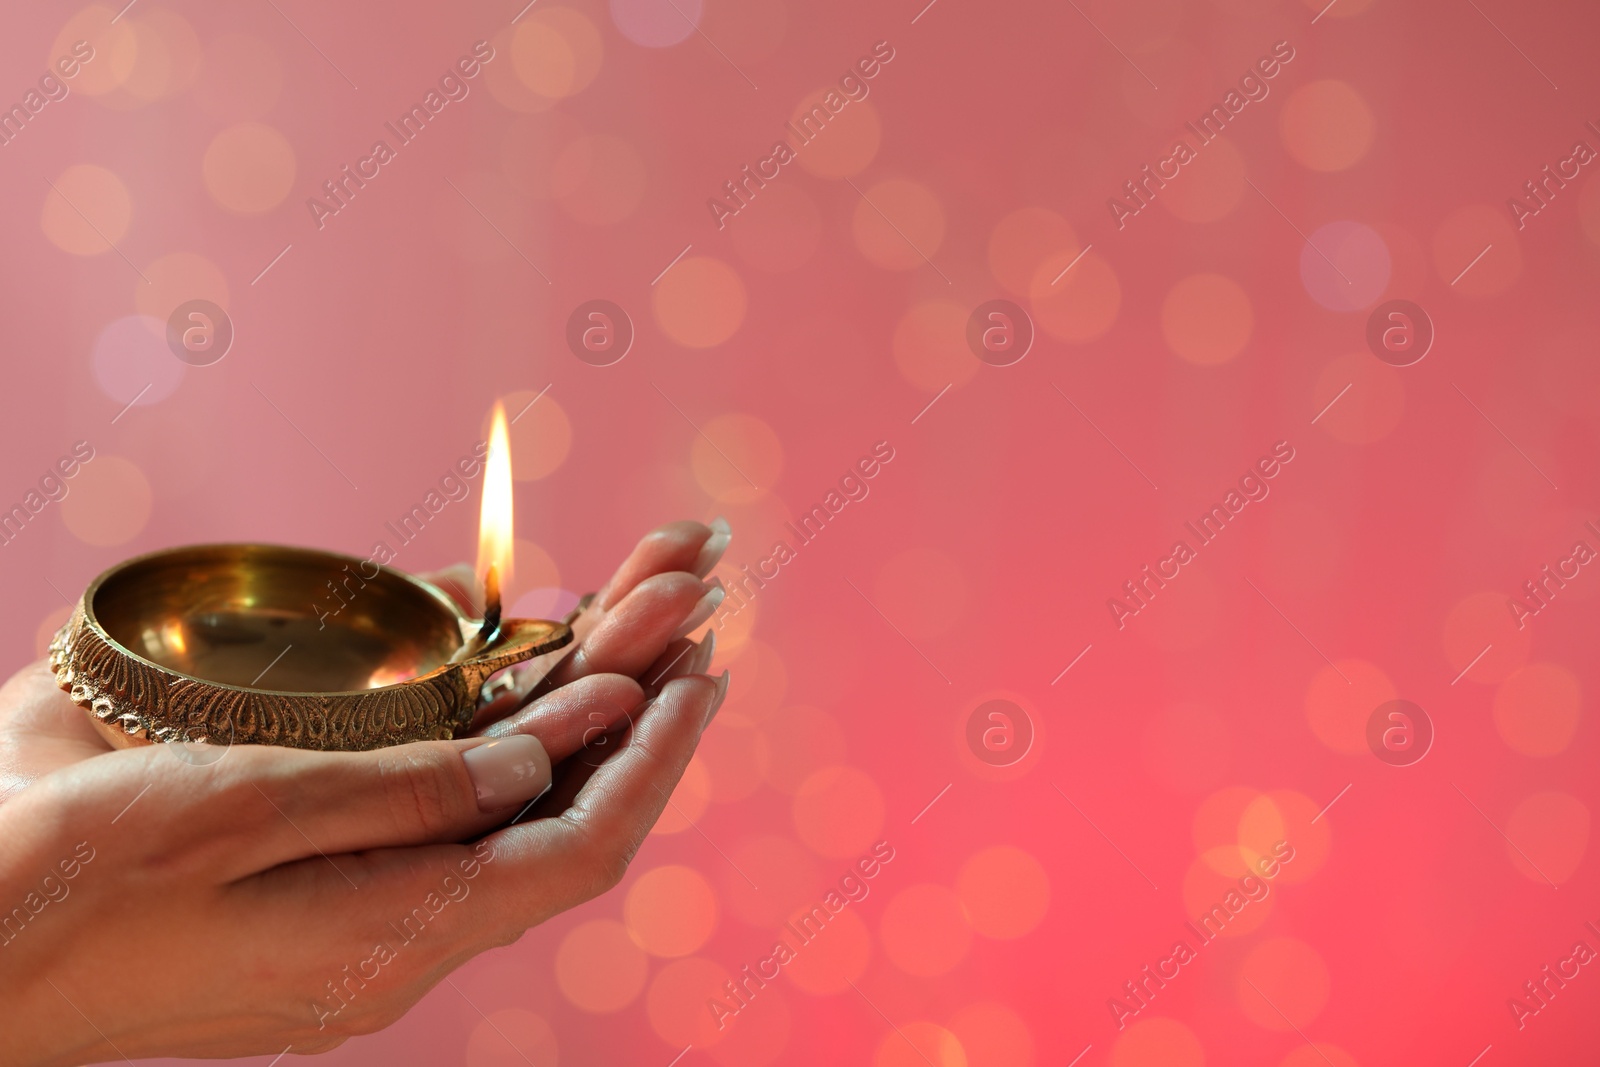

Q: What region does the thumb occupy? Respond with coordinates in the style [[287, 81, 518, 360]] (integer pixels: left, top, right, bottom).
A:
[[6, 730, 554, 886], [193, 734, 555, 881]]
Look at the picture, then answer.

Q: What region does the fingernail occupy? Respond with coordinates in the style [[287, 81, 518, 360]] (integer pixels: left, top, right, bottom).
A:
[[671, 631, 715, 684], [692, 517, 732, 578], [672, 580, 726, 640], [704, 669, 730, 730], [692, 629, 717, 675], [646, 635, 709, 699], [462, 735, 551, 813]]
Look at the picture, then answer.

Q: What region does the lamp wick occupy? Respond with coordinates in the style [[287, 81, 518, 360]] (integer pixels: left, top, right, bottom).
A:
[[477, 562, 502, 642]]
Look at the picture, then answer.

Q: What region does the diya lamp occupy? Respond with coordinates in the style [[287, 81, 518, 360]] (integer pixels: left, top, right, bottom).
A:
[[48, 403, 573, 752]]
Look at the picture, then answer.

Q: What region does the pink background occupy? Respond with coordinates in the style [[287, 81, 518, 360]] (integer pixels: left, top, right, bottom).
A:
[[4, 0, 1600, 1063]]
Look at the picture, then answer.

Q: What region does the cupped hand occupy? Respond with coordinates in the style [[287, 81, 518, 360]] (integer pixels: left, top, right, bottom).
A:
[[461, 515, 730, 726], [0, 519, 730, 1066]]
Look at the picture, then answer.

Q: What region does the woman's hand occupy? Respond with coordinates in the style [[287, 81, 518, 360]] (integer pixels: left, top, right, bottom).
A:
[[0, 519, 730, 1066]]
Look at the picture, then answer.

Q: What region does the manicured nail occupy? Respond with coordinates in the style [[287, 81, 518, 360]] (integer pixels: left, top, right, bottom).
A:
[[704, 669, 730, 729], [667, 631, 716, 686], [672, 580, 726, 640], [692, 517, 732, 578], [462, 735, 551, 813], [692, 629, 717, 675], [646, 635, 708, 698]]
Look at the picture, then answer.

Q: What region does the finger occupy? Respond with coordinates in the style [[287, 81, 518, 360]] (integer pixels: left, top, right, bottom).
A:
[[471, 599, 602, 728], [541, 572, 722, 691], [598, 519, 728, 611], [166, 739, 542, 882], [253, 674, 642, 857], [509, 667, 726, 825], [475, 673, 641, 746], [260, 674, 643, 848], [500, 519, 726, 712], [443, 518, 727, 702], [477, 672, 730, 922], [640, 631, 716, 697]]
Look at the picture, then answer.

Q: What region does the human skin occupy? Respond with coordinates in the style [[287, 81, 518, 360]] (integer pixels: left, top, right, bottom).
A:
[[0, 519, 731, 1066]]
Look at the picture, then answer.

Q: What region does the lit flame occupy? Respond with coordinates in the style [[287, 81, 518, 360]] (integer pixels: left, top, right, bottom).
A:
[[476, 402, 514, 602]]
